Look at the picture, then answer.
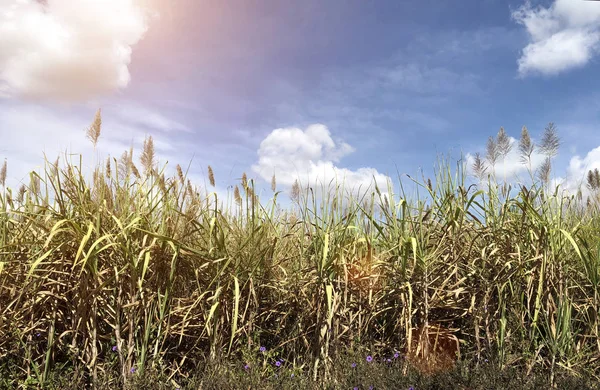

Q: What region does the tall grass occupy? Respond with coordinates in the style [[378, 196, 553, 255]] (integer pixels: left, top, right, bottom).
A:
[[1, 113, 600, 388]]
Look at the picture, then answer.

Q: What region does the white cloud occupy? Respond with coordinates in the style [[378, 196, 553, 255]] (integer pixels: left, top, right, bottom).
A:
[[0, 0, 154, 101], [251, 124, 391, 197], [554, 146, 600, 197], [111, 102, 191, 133], [512, 0, 600, 76]]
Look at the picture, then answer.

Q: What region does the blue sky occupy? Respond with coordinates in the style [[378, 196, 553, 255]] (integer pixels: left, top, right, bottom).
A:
[[1, 0, 600, 201]]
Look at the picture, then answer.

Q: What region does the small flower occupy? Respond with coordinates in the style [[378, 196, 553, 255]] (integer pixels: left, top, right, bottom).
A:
[[369, 387, 374, 390], [386, 358, 391, 363], [484, 358, 489, 363], [351, 362, 357, 368], [275, 360, 282, 367], [366, 355, 373, 363], [409, 386, 414, 390], [354, 387, 358, 390], [394, 352, 399, 359], [35, 333, 41, 337], [112, 346, 117, 352], [244, 364, 250, 370], [260, 346, 266, 352], [130, 367, 135, 374], [291, 374, 294, 378]]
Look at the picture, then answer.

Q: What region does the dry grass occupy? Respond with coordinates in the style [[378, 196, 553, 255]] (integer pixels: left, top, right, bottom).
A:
[[1, 112, 600, 388], [406, 323, 461, 376]]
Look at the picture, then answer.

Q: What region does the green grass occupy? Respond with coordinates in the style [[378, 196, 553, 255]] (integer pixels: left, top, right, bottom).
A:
[[1, 117, 600, 389]]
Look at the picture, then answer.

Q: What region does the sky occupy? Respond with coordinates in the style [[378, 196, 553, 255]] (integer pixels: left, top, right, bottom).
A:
[[1, 0, 600, 203]]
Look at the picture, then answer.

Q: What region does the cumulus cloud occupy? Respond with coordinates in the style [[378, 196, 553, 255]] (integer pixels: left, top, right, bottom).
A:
[[0, 0, 154, 101], [554, 146, 600, 197], [251, 124, 391, 197], [512, 0, 600, 76]]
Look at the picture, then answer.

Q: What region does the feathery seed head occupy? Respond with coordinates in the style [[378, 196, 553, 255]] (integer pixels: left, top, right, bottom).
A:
[[496, 126, 512, 157], [186, 179, 194, 198], [485, 136, 499, 167], [176, 164, 185, 184], [587, 168, 600, 191], [271, 174, 276, 192], [291, 179, 300, 202], [131, 163, 141, 179], [537, 156, 552, 184], [31, 173, 40, 195], [0, 159, 6, 187], [208, 165, 215, 187], [6, 191, 12, 208], [234, 185, 241, 205], [118, 150, 131, 180], [17, 184, 25, 203], [158, 173, 167, 193], [540, 122, 560, 158], [140, 135, 155, 175], [86, 108, 102, 148], [518, 125, 534, 164], [241, 172, 248, 189], [51, 157, 60, 177], [471, 152, 487, 180]]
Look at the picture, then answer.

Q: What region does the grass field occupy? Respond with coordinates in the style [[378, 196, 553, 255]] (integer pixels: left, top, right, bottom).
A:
[[2, 114, 600, 389]]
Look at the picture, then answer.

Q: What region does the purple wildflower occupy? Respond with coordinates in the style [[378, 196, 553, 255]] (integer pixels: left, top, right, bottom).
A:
[[244, 363, 250, 370], [35, 333, 41, 337], [112, 346, 117, 352], [386, 358, 391, 363], [351, 362, 357, 368], [409, 387, 414, 390], [394, 352, 399, 359], [370, 387, 374, 390], [275, 360, 282, 367], [291, 374, 294, 378], [354, 387, 358, 390], [260, 346, 266, 353], [366, 355, 373, 363], [130, 367, 135, 374]]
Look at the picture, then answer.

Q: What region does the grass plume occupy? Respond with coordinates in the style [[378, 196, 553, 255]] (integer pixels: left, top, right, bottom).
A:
[[0, 159, 6, 188], [518, 125, 535, 165], [140, 135, 155, 175], [86, 108, 102, 148], [208, 165, 215, 187]]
